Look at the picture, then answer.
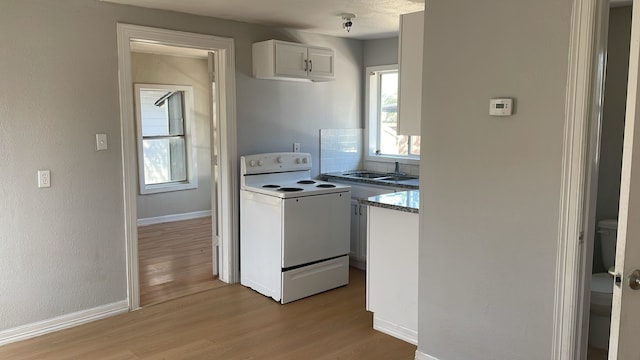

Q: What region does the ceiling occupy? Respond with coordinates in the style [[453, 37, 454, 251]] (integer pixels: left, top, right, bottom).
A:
[[102, 0, 425, 40]]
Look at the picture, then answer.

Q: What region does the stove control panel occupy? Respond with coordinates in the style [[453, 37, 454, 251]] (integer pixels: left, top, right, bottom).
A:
[[241, 152, 312, 174]]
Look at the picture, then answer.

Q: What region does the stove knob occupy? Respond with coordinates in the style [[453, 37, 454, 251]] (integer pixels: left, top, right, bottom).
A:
[[302, 157, 309, 164], [257, 160, 264, 166], [295, 158, 302, 164], [277, 156, 284, 163], [249, 160, 256, 167]]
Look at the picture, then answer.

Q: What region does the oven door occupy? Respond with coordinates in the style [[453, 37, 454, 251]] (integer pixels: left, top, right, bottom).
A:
[[282, 191, 350, 268]]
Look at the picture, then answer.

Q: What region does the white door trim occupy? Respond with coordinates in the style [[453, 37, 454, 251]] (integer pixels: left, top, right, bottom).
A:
[[116, 24, 239, 310], [553, 1, 609, 358]]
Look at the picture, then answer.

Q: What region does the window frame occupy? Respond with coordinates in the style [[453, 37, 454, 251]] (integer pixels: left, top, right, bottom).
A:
[[364, 64, 420, 165], [134, 83, 198, 194]]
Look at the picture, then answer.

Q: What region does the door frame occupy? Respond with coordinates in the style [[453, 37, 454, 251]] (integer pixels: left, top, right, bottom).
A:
[[116, 24, 239, 310], [553, 1, 611, 358]]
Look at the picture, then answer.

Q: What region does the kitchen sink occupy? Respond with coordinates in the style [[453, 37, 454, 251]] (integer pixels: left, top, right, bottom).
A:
[[342, 171, 418, 182], [376, 175, 417, 181], [343, 171, 387, 179]]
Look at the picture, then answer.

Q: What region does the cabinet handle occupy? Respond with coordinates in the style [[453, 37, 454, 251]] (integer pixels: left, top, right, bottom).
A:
[[359, 205, 362, 216], [355, 205, 358, 215], [304, 59, 308, 72], [309, 60, 313, 72]]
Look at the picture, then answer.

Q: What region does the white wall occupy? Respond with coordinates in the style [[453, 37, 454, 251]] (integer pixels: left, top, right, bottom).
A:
[[131, 53, 212, 219], [0, 0, 362, 332], [418, 1, 572, 359]]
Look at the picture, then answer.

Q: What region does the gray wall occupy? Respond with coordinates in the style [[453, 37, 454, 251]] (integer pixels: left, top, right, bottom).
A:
[[131, 53, 212, 220], [237, 34, 362, 176], [418, 1, 572, 359], [0, 0, 362, 332], [363, 37, 399, 67]]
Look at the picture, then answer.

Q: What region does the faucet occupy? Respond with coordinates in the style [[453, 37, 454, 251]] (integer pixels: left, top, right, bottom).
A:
[[393, 161, 404, 175]]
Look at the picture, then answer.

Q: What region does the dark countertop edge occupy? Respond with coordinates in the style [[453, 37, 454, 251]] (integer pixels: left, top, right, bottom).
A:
[[321, 173, 419, 190], [360, 199, 419, 214]]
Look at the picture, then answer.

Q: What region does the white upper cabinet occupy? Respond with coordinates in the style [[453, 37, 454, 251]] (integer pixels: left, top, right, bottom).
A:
[[274, 42, 308, 78], [253, 40, 335, 82], [397, 11, 424, 136], [307, 47, 334, 79]]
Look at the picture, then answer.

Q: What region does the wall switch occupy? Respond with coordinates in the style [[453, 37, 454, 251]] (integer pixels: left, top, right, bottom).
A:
[[293, 143, 301, 152], [96, 133, 108, 151], [38, 170, 51, 188]]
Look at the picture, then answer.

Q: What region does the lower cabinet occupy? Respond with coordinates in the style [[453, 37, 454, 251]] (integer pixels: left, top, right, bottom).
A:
[[329, 180, 397, 269], [349, 200, 368, 270], [366, 205, 419, 345]]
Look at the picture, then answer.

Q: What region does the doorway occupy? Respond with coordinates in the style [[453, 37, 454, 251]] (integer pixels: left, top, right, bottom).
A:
[[129, 44, 225, 306], [552, 0, 637, 358], [116, 24, 239, 310], [586, 4, 631, 359]]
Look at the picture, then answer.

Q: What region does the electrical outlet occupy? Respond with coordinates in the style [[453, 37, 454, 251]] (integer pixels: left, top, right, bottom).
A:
[[293, 143, 301, 152], [38, 170, 51, 188]]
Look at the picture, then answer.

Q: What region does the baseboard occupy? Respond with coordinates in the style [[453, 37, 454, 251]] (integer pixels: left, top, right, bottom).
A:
[[349, 257, 366, 270], [137, 210, 212, 226], [373, 316, 418, 345], [415, 350, 440, 360], [0, 300, 128, 346]]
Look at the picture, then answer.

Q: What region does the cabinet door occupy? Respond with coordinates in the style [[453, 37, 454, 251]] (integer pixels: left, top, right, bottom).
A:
[[350, 200, 360, 260], [397, 11, 424, 135], [367, 206, 419, 343], [307, 47, 334, 80], [275, 42, 308, 78], [358, 204, 368, 261]]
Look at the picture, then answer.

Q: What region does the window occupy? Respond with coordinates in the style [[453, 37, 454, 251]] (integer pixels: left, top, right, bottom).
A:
[[365, 65, 420, 162], [134, 84, 197, 194]]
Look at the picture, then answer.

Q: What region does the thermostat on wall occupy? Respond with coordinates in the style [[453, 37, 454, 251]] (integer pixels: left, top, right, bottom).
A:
[[489, 98, 513, 116]]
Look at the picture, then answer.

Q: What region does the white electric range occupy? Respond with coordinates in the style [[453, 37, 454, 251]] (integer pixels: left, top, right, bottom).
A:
[[240, 152, 351, 303]]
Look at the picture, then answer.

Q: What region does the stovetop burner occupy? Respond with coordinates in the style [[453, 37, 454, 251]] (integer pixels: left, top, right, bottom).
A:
[[241, 153, 350, 199], [316, 184, 336, 188], [278, 187, 304, 192]]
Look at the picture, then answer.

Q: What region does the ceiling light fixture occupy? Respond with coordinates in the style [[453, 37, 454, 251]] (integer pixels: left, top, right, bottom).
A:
[[342, 13, 356, 32]]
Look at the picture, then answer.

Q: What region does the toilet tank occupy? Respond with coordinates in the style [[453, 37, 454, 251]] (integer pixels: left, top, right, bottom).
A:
[[598, 219, 618, 270]]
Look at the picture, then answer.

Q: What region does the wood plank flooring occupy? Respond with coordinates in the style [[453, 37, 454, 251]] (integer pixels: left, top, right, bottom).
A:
[[0, 268, 417, 359], [138, 217, 226, 307]]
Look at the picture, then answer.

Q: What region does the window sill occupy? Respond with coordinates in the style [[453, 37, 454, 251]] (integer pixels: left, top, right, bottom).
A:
[[140, 181, 198, 195]]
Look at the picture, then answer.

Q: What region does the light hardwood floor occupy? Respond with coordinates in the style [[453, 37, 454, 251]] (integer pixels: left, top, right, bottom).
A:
[[0, 268, 416, 359], [138, 217, 226, 307]]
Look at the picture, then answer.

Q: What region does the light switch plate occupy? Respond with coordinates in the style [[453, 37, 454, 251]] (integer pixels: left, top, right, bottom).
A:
[[96, 133, 108, 151]]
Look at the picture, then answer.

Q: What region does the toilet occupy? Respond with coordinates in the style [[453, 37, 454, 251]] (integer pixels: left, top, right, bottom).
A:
[[588, 219, 617, 350]]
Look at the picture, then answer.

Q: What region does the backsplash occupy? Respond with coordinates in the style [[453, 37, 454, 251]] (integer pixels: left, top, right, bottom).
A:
[[320, 128, 419, 176], [320, 129, 363, 173]]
